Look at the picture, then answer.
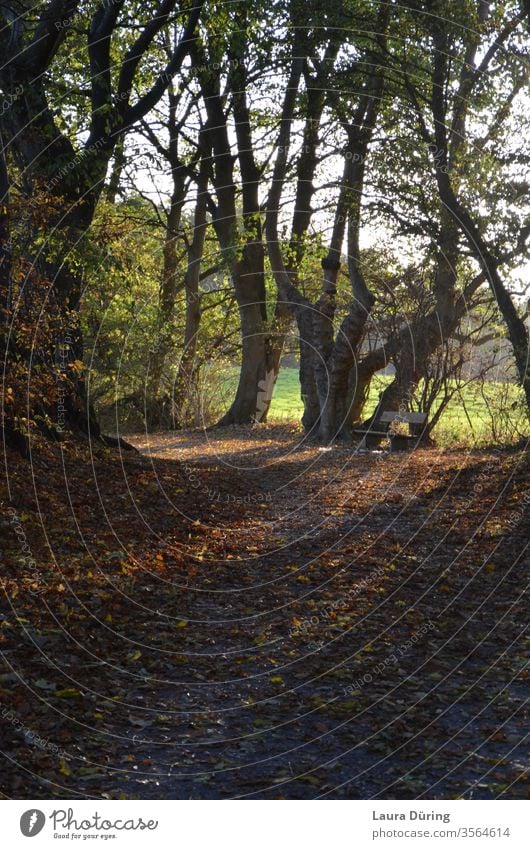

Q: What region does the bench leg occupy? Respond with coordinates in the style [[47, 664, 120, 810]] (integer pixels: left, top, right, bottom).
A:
[[389, 435, 415, 452]]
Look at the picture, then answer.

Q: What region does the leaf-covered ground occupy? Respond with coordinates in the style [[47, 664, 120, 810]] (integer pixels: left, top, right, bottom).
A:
[[0, 427, 528, 799]]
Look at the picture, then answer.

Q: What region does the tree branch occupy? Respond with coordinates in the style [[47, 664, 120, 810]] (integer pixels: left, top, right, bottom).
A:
[[18, 0, 79, 75], [123, 1, 203, 127]]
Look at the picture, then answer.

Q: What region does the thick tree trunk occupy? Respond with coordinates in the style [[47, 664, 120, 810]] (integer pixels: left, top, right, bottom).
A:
[[195, 46, 271, 427], [356, 281, 476, 433], [265, 53, 338, 422], [0, 2, 202, 442], [3, 83, 108, 437], [218, 41, 273, 426], [0, 137, 27, 453], [349, 349, 387, 425], [298, 310, 320, 432], [313, 127, 377, 442], [318, 295, 375, 442], [370, 365, 419, 426], [218, 241, 271, 425]]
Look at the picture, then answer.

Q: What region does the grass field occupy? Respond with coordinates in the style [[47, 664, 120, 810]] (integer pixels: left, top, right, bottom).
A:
[[103, 364, 527, 444], [266, 367, 527, 445]]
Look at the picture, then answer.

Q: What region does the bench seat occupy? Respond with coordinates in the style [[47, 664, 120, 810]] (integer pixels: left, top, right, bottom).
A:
[[353, 410, 428, 451]]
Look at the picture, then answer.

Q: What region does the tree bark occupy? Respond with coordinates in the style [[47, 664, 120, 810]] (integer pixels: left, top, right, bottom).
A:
[[147, 162, 187, 414], [194, 41, 272, 426], [0, 1, 203, 437], [171, 152, 210, 426], [435, 175, 530, 411], [427, 14, 530, 413], [266, 42, 341, 407]]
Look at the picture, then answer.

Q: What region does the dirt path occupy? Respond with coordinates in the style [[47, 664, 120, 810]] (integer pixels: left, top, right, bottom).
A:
[[1, 428, 528, 798]]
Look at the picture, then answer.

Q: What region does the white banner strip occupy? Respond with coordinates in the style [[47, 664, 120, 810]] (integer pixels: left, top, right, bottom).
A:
[[1, 799, 529, 848]]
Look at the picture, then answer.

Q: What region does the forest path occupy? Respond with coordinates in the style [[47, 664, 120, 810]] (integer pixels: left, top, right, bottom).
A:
[[116, 428, 529, 799], [1, 428, 528, 799]]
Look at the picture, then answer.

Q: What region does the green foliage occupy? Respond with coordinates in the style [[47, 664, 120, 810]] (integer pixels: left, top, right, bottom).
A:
[[80, 195, 240, 425], [2, 0, 528, 440]]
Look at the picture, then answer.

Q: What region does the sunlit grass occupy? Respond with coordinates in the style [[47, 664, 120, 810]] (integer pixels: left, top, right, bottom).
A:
[[268, 368, 527, 445]]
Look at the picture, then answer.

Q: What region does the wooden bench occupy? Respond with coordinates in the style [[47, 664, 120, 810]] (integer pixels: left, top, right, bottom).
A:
[[353, 410, 427, 451]]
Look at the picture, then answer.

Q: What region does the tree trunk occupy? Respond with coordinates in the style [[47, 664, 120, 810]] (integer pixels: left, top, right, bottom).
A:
[[437, 175, 530, 411], [3, 83, 108, 437], [428, 26, 530, 414], [0, 135, 27, 453], [171, 156, 209, 426], [0, 131, 10, 315], [195, 44, 271, 427], [0, 2, 202, 440], [105, 136, 126, 204], [147, 185, 185, 419], [218, 240, 271, 425], [318, 294, 375, 442], [349, 349, 387, 425]]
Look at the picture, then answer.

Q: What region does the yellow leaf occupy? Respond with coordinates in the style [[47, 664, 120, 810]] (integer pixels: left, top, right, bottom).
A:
[[56, 688, 82, 699]]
